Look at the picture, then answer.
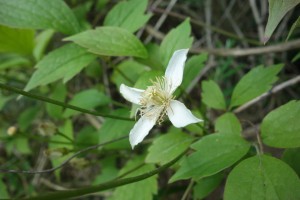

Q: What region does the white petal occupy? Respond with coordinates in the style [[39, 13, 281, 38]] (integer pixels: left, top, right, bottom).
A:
[[120, 84, 144, 105], [167, 100, 203, 128], [165, 49, 189, 93], [129, 116, 156, 149]]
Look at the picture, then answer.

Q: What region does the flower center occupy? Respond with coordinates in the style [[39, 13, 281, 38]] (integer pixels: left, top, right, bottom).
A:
[[139, 77, 174, 124]]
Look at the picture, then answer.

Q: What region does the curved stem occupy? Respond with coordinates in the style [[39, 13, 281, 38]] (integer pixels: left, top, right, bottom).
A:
[[26, 151, 186, 200], [0, 83, 133, 121]]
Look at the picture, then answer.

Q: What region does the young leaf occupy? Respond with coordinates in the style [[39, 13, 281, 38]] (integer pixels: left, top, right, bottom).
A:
[[202, 80, 226, 110], [181, 54, 207, 91], [110, 156, 157, 200], [145, 130, 193, 165], [104, 0, 151, 33], [0, 25, 34, 55], [215, 112, 241, 135], [264, 0, 300, 43], [224, 155, 300, 200], [65, 27, 148, 58], [261, 100, 300, 148], [0, 0, 80, 35], [63, 89, 111, 118], [170, 133, 250, 182], [24, 43, 96, 91], [230, 64, 283, 108], [160, 19, 193, 66]]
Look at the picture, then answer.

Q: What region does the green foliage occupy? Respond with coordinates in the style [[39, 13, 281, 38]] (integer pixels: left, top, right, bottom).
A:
[[264, 0, 300, 42], [0, 0, 80, 35], [0, 175, 9, 199], [224, 155, 300, 200], [215, 113, 242, 135], [63, 89, 111, 117], [145, 130, 193, 165], [65, 27, 148, 58], [202, 80, 226, 110], [25, 43, 96, 91], [0, 25, 34, 55], [160, 19, 193, 66], [193, 173, 223, 199], [104, 0, 151, 33], [109, 156, 157, 200], [287, 16, 300, 40], [33, 29, 55, 61], [98, 109, 135, 149], [170, 133, 250, 182], [261, 100, 300, 148], [282, 148, 300, 177], [46, 83, 67, 119], [0, 54, 30, 70], [230, 64, 283, 108], [111, 60, 148, 88]]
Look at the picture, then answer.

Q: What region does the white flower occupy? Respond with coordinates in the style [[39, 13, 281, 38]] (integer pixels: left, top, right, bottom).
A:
[[120, 49, 203, 149]]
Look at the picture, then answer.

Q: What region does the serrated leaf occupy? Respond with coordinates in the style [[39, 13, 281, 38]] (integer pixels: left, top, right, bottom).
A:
[[160, 19, 193, 66], [63, 89, 111, 118], [145, 131, 193, 165], [170, 133, 250, 182], [282, 148, 300, 177], [104, 0, 151, 33], [181, 54, 207, 91], [224, 155, 300, 200], [0, 0, 80, 35], [230, 64, 283, 108], [65, 27, 148, 58], [24, 43, 96, 91], [264, 0, 300, 43], [215, 112, 241, 135], [111, 60, 147, 88], [0, 25, 34, 55], [202, 80, 226, 110], [110, 156, 157, 200], [98, 109, 135, 150], [261, 100, 300, 148]]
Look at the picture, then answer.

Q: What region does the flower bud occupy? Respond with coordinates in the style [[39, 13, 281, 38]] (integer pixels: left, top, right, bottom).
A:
[[7, 126, 17, 136], [37, 121, 57, 136]]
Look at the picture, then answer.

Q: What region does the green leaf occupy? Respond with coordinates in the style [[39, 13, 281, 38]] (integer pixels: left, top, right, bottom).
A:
[[24, 43, 96, 91], [110, 156, 157, 200], [224, 155, 300, 200], [230, 64, 283, 108], [261, 100, 300, 148], [181, 54, 207, 91], [0, 175, 9, 199], [145, 131, 193, 165], [160, 19, 193, 66], [75, 126, 99, 149], [63, 89, 111, 118], [98, 109, 135, 150], [111, 60, 147, 88], [287, 16, 300, 40], [33, 29, 55, 61], [93, 157, 118, 185], [264, 0, 300, 43], [18, 106, 40, 132], [0, 54, 31, 70], [202, 80, 226, 110], [0, 0, 80, 35], [0, 93, 14, 110], [193, 173, 223, 200], [104, 0, 151, 33], [136, 43, 164, 70], [170, 133, 250, 182], [215, 112, 241, 135], [282, 148, 300, 177], [65, 27, 148, 58], [46, 83, 67, 119], [0, 25, 34, 55]]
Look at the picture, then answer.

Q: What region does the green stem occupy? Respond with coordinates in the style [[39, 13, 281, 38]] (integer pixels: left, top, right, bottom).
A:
[[26, 151, 186, 200], [0, 82, 133, 121]]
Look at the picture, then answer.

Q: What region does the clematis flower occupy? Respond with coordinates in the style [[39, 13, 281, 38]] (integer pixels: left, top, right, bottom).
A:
[[120, 49, 203, 149]]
